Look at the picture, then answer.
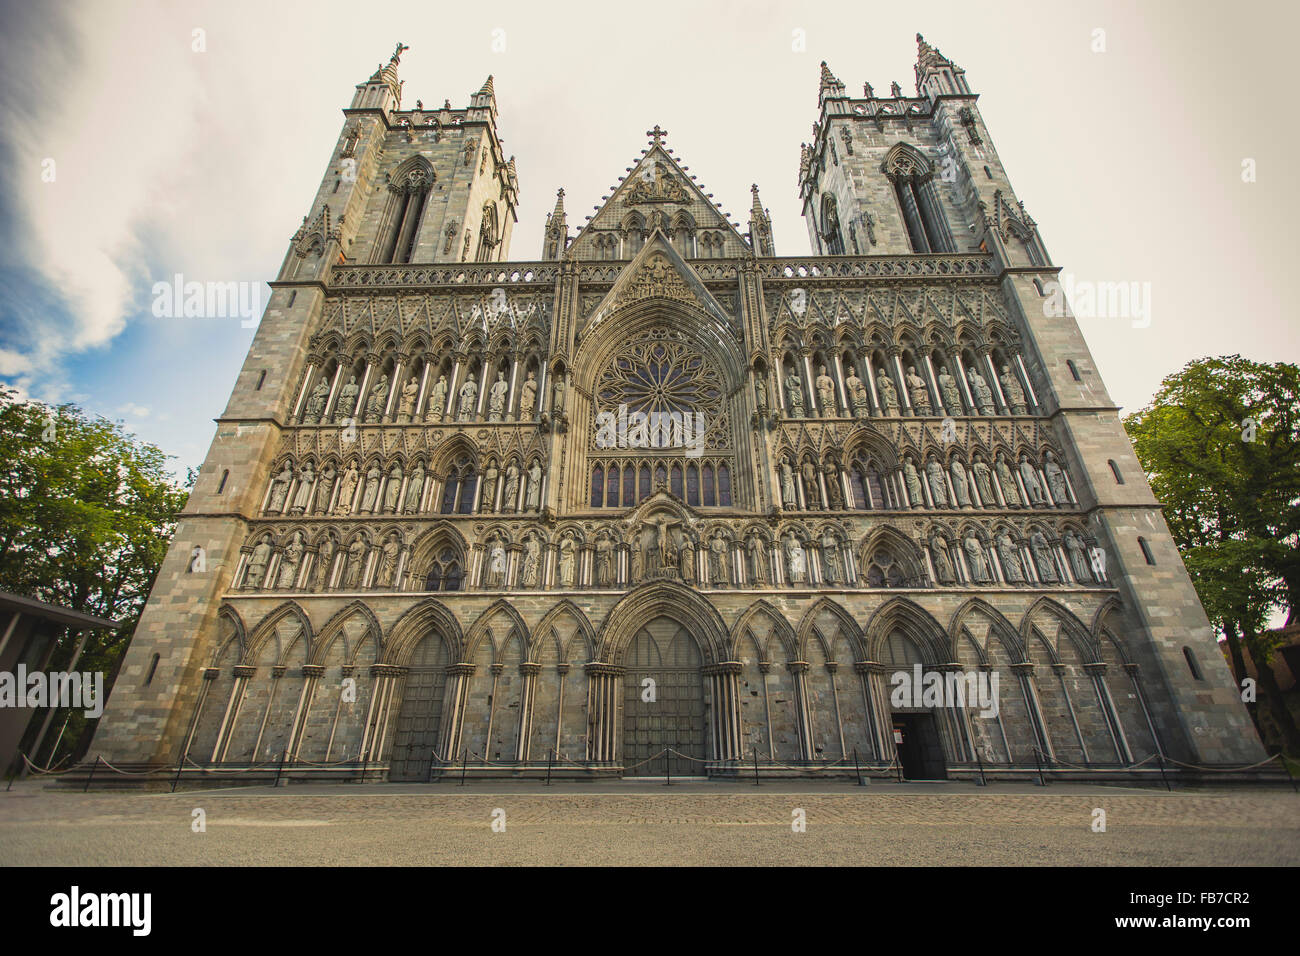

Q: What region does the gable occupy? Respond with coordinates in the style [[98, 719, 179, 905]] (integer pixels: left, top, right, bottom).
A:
[[567, 142, 749, 260]]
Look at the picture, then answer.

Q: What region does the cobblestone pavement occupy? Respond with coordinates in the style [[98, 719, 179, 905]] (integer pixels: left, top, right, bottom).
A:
[[1, 780, 1297, 866]]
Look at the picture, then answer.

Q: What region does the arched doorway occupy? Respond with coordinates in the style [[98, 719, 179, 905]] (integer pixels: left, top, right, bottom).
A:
[[622, 618, 706, 776], [882, 630, 948, 780], [389, 634, 450, 781]]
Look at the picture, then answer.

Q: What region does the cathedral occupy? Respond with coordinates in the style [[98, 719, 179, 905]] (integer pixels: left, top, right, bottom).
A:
[[91, 36, 1263, 781]]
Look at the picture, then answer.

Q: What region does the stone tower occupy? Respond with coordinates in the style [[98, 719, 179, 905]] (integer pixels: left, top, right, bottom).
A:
[[91, 39, 1262, 780]]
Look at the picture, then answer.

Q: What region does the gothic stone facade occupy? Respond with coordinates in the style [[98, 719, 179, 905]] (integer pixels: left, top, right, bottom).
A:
[[92, 38, 1263, 780]]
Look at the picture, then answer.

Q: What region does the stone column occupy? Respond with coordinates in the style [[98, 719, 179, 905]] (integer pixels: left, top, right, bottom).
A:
[[704, 662, 743, 762], [1013, 662, 1054, 762], [287, 664, 325, 761], [584, 663, 623, 763], [1087, 663, 1132, 763], [438, 663, 477, 762], [515, 662, 541, 761]]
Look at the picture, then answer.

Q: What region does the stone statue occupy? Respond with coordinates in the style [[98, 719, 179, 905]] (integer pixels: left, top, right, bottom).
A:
[[558, 536, 576, 587], [709, 531, 729, 585], [785, 370, 805, 417], [780, 457, 797, 508], [458, 374, 479, 421], [521, 534, 541, 588], [595, 535, 613, 587], [365, 374, 389, 422], [747, 534, 768, 584], [846, 370, 869, 417], [381, 462, 402, 513], [1000, 365, 1027, 414], [398, 376, 419, 422], [821, 529, 842, 584], [801, 458, 821, 508], [905, 366, 931, 413], [903, 458, 923, 507], [503, 462, 520, 511], [334, 375, 359, 423], [964, 533, 990, 583], [375, 535, 400, 588], [314, 536, 336, 591], [426, 374, 448, 422], [1030, 531, 1056, 581], [291, 463, 314, 514], [926, 459, 948, 507], [314, 465, 335, 514], [968, 367, 995, 415], [996, 455, 1021, 505], [360, 464, 382, 513], [488, 371, 509, 422], [785, 533, 807, 583], [480, 462, 499, 512], [268, 464, 292, 513], [629, 534, 643, 584], [824, 463, 843, 510], [552, 376, 565, 414], [972, 458, 995, 506], [950, 461, 971, 507], [930, 537, 955, 584], [815, 365, 836, 415], [936, 365, 962, 412], [876, 368, 899, 415], [1064, 531, 1090, 582], [754, 374, 768, 410], [245, 536, 272, 589], [679, 531, 695, 580], [525, 460, 542, 511], [304, 379, 329, 423], [403, 461, 425, 513], [997, 531, 1024, 583], [486, 536, 507, 588], [1044, 453, 1069, 504], [1020, 457, 1046, 504], [335, 463, 359, 515], [519, 370, 537, 419], [343, 537, 366, 589], [276, 532, 304, 589]]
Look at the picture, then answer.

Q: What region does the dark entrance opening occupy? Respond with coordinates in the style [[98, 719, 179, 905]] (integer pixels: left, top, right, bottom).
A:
[[892, 713, 947, 780], [388, 634, 449, 781]]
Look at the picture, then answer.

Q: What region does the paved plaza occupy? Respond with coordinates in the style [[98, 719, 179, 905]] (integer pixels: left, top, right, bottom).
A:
[[1, 780, 1296, 866]]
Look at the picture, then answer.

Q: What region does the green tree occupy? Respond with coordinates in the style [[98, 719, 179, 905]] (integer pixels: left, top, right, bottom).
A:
[[1123, 356, 1300, 755], [0, 386, 192, 764]]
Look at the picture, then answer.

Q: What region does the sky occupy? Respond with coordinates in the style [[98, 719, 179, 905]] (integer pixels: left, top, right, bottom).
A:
[[1, 0, 1296, 476]]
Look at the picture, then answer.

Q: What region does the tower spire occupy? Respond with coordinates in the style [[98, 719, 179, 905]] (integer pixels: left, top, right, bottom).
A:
[[543, 187, 569, 259], [352, 42, 408, 112], [748, 183, 774, 256], [914, 33, 970, 98], [818, 60, 846, 105]]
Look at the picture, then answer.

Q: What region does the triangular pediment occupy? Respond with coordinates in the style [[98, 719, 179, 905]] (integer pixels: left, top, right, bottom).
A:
[[578, 231, 735, 341], [567, 142, 749, 260]]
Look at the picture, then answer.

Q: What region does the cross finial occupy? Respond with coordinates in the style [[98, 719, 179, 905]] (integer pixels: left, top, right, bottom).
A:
[[647, 125, 667, 145], [391, 42, 409, 62]]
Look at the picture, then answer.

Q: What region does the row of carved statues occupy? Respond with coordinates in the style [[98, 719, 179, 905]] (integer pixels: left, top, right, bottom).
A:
[[764, 355, 1030, 419], [234, 519, 1105, 594], [295, 358, 567, 427], [779, 449, 1073, 511], [262, 455, 546, 517]]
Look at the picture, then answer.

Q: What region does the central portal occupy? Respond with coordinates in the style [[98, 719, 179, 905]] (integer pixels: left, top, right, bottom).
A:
[[622, 617, 706, 776]]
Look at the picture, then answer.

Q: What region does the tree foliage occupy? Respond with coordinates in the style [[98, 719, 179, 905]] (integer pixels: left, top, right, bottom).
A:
[[0, 386, 192, 762], [1123, 355, 1300, 753]]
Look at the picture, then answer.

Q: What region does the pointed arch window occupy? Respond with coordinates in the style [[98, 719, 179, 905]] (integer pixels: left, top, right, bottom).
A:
[[717, 464, 732, 506], [820, 194, 845, 255], [424, 547, 462, 592], [379, 158, 435, 264], [475, 202, 500, 262], [884, 145, 954, 254]]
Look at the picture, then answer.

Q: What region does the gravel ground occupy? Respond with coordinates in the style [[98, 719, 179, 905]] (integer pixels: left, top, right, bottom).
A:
[[2, 779, 1296, 866]]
